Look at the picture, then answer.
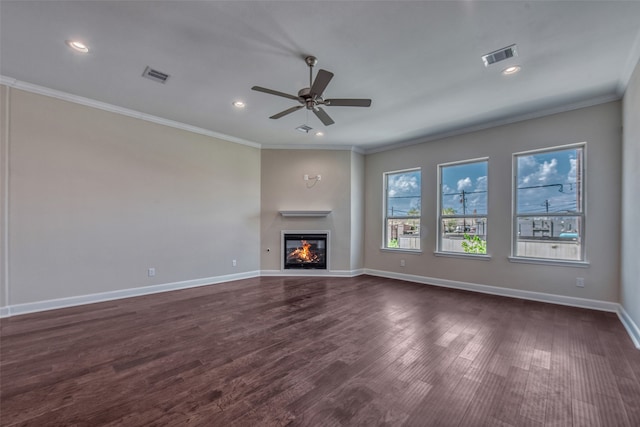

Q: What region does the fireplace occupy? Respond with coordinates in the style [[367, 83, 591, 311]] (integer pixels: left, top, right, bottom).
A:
[[283, 232, 328, 270]]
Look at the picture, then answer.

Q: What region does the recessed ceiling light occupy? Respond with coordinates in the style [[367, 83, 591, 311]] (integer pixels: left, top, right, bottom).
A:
[[502, 65, 521, 75], [65, 40, 89, 53], [232, 101, 245, 108], [315, 131, 324, 137]]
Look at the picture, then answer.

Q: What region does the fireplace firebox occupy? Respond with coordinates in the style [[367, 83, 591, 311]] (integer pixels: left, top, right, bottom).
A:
[[283, 233, 327, 270]]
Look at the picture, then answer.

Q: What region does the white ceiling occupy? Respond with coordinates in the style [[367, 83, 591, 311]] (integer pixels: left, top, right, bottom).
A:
[[2, 1, 640, 152]]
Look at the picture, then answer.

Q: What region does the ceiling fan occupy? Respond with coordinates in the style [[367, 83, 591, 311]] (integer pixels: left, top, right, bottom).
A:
[[251, 56, 372, 126]]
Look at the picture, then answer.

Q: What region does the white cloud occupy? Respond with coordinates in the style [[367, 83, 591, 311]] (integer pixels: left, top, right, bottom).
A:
[[475, 175, 487, 191], [392, 175, 418, 193], [457, 177, 472, 192], [518, 155, 537, 173], [519, 157, 559, 186], [568, 158, 577, 181], [538, 158, 558, 183]]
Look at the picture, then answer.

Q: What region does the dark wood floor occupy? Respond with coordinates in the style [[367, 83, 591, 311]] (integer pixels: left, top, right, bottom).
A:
[[1, 275, 639, 426]]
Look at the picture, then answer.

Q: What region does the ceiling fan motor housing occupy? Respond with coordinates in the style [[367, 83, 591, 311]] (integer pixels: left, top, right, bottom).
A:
[[297, 87, 320, 109]]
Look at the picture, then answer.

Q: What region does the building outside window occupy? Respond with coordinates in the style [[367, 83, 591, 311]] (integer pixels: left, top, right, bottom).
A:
[[383, 168, 421, 250], [438, 159, 488, 255], [513, 144, 585, 262]]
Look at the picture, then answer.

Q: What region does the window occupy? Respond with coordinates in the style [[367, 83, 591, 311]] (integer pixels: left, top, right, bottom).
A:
[[513, 144, 585, 262], [438, 159, 488, 255], [384, 169, 421, 250]]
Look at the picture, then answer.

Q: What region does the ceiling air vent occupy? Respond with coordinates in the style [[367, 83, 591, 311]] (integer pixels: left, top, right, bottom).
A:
[[295, 125, 313, 133], [142, 66, 170, 84], [481, 44, 518, 67]]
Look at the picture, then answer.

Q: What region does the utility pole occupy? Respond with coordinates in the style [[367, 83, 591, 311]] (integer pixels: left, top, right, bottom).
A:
[[460, 190, 467, 231], [543, 199, 550, 213]]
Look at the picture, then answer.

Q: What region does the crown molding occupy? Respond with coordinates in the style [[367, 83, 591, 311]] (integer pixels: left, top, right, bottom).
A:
[[364, 93, 621, 155], [0, 76, 262, 149], [1, 75, 624, 158], [618, 27, 640, 96], [261, 143, 364, 153]]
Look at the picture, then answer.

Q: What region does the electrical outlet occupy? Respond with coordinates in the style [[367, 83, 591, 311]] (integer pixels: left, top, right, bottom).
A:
[[400, 259, 405, 267], [316, 175, 321, 181], [576, 277, 584, 288], [232, 259, 237, 267], [148, 268, 156, 277], [304, 174, 309, 181]]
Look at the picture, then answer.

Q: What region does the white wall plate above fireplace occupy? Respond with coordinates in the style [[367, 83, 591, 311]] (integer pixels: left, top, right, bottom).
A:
[[279, 210, 331, 217]]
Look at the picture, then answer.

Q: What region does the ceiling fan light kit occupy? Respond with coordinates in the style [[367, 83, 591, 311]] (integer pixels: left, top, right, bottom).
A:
[[252, 55, 372, 127]]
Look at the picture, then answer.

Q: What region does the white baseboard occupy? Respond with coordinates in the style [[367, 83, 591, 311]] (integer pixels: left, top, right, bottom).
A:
[[618, 305, 640, 349], [1, 271, 260, 318], [2, 267, 637, 350], [260, 269, 364, 277], [363, 269, 620, 312]]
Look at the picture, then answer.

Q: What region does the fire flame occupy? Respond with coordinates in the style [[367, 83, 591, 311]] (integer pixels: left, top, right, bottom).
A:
[[287, 240, 319, 263]]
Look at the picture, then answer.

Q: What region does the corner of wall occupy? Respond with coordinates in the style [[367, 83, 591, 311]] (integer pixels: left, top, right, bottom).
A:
[[621, 56, 640, 339], [1, 84, 9, 310]]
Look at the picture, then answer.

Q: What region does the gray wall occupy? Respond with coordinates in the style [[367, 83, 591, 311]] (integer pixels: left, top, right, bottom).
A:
[[1, 87, 261, 307], [364, 101, 622, 302], [622, 59, 640, 329], [260, 149, 359, 272], [1, 85, 7, 308], [0, 81, 631, 326], [350, 151, 365, 271]]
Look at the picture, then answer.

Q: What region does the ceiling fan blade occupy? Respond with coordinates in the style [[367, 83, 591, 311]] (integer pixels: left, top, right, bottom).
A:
[[252, 86, 300, 101], [269, 105, 303, 119], [325, 98, 372, 107], [310, 69, 334, 96], [313, 107, 335, 126]]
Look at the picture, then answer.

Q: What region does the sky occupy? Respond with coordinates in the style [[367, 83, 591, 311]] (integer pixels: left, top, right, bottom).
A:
[[386, 170, 421, 217], [387, 147, 581, 219], [441, 161, 487, 215], [516, 147, 581, 214]]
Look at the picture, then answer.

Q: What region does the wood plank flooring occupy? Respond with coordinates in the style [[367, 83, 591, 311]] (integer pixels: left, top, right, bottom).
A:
[[1, 275, 639, 426]]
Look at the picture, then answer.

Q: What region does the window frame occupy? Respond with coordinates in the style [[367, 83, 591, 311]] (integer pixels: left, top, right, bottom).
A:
[[511, 143, 587, 265], [382, 167, 422, 252], [436, 157, 489, 258]]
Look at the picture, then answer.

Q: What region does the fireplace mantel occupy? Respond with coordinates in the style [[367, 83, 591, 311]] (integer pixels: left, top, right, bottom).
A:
[[279, 210, 331, 217]]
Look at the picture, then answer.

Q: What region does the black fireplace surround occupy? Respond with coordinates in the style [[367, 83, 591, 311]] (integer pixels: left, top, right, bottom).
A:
[[283, 233, 327, 269]]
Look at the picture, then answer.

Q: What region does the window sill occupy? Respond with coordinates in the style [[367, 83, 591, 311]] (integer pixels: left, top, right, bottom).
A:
[[508, 256, 590, 268], [380, 247, 422, 254], [433, 251, 491, 261], [434, 251, 491, 261]]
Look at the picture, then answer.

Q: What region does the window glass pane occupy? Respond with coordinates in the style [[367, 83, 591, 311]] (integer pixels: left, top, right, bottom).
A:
[[386, 218, 420, 249], [515, 216, 582, 261], [439, 160, 487, 254], [384, 169, 420, 250], [386, 170, 421, 218], [514, 145, 584, 261], [440, 217, 487, 253], [516, 148, 582, 215], [441, 162, 488, 216]]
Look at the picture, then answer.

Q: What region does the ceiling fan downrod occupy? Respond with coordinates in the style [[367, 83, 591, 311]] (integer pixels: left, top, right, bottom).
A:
[[305, 55, 318, 89]]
